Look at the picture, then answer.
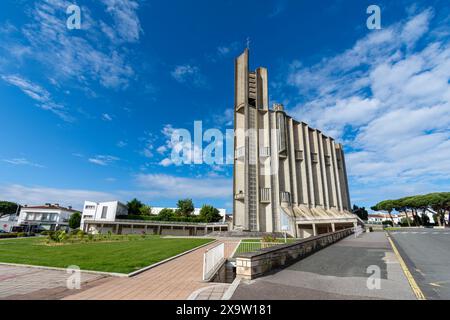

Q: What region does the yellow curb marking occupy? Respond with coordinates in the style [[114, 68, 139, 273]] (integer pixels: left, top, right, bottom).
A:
[[387, 234, 426, 300]]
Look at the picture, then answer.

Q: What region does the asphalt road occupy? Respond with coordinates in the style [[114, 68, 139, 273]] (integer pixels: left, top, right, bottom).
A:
[[232, 232, 415, 300], [390, 228, 450, 300]]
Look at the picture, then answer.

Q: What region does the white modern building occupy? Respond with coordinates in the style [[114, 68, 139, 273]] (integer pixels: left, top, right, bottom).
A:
[[80, 200, 128, 231], [18, 204, 79, 232], [80, 200, 229, 235], [233, 49, 359, 238], [368, 213, 400, 224]]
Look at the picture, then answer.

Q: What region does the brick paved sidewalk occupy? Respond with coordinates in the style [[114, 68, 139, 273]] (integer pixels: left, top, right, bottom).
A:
[[0, 265, 107, 300], [64, 240, 239, 300]]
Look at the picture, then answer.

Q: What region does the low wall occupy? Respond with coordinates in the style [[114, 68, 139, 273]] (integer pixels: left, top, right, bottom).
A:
[[235, 228, 354, 280]]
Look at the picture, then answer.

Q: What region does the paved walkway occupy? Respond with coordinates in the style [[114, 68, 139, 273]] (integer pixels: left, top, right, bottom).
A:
[[0, 265, 107, 300], [231, 232, 416, 300], [188, 283, 231, 300], [64, 240, 239, 300]]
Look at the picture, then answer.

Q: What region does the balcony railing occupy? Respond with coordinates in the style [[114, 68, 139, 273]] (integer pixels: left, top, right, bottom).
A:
[[259, 147, 270, 158], [295, 150, 304, 161], [280, 191, 291, 204], [260, 188, 271, 203]]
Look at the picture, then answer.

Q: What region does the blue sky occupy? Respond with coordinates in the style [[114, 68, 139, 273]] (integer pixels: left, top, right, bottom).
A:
[[0, 0, 449, 212]]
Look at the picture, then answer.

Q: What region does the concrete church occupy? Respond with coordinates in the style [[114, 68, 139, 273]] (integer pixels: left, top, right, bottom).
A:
[[232, 49, 359, 238]]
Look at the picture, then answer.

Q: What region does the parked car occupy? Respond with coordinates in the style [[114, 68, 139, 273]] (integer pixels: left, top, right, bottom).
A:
[[0, 230, 8, 233]]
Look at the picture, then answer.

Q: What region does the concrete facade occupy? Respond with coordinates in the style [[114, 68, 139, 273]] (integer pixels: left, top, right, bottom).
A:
[[81, 219, 229, 236], [80, 200, 128, 231], [232, 49, 358, 237]]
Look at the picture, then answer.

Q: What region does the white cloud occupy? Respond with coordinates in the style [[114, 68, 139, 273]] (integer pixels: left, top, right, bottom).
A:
[[2, 158, 45, 168], [156, 145, 167, 154], [135, 174, 232, 200], [217, 42, 240, 57], [1, 75, 49, 102], [283, 9, 450, 207], [142, 140, 154, 158], [0, 174, 232, 210], [100, 0, 142, 43], [211, 108, 234, 127], [159, 158, 172, 167], [1, 74, 73, 121], [3, 0, 140, 90], [102, 113, 113, 121], [117, 140, 127, 148], [171, 64, 205, 86], [88, 155, 119, 166], [401, 9, 433, 46], [0, 184, 119, 210]]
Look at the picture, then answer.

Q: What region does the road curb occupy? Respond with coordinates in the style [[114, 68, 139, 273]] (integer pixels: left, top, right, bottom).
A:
[[0, 262, 127, 277], [386, 232, 426, 300], [222, 276, 241, 300]]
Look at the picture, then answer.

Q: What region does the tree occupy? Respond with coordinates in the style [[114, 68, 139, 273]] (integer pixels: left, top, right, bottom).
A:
[[373, 200, 396, 224], [176, 199, 194, 217], [158, 208, 176, 221], [0, 201, 19, 217], [372, 192, 450, 227], [139, 205, 153, 216], [127, 198, 144, 215], [68, 212, 81, 229], [399, 196, 420, 226], [199, 205, 222, 223], [352, 205, 368, 220], [393, 198, 411, 227]]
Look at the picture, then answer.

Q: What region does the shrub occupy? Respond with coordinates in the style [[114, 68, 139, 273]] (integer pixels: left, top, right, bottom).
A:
[[262, 235, 277, 243], [0, 233, 18, 239], [47, 230, 67, 243], [399, 217, 413, 227], [382, 220, 394, 227]]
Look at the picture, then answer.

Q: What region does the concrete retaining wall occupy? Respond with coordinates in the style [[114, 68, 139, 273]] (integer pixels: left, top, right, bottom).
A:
[[235, 228, 354, 280]]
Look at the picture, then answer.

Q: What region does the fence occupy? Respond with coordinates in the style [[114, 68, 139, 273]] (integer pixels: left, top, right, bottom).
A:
[[234, 241, 284, 257], [202, 242, 225, 281]]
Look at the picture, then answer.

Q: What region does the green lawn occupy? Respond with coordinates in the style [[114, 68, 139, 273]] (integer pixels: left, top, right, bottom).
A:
[[234, 238, 298, 256], [0, 236, 212, 274]]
